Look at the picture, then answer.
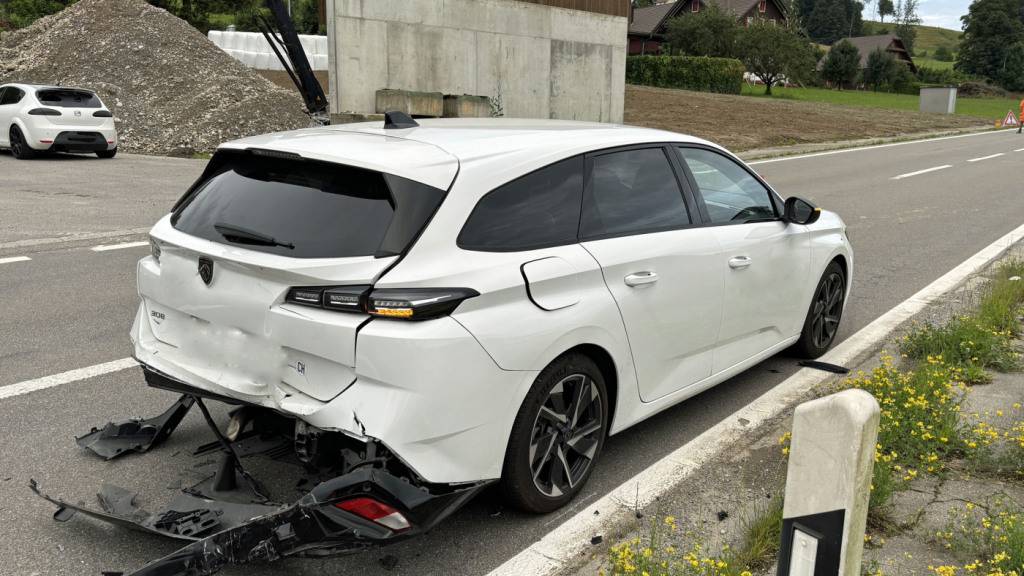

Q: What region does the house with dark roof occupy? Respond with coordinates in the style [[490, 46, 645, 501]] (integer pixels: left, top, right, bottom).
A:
[[628, 0, 787, 55], [835, 34, 917, 73]]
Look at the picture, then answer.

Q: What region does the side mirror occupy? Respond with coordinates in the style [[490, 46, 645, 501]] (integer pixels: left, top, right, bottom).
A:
[[784, 196, 821, 225]]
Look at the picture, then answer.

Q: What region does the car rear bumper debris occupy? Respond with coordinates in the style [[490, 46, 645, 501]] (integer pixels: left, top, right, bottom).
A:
[[31, 384, 492, 575]]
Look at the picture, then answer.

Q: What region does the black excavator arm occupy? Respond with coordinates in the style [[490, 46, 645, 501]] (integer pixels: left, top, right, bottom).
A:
[[258, 0, 330, 125]]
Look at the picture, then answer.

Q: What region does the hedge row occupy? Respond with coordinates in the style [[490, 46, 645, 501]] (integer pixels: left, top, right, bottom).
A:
[[626, 55, 745, 95]]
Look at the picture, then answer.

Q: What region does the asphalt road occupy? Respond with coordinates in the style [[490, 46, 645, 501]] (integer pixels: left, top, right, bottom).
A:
[[2, 130, 1024, 576]]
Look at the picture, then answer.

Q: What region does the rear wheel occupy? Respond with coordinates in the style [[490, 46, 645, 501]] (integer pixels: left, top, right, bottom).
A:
[[96, 148, 117, 159], [9, 126, 36, 159], [793, 261, 846, 358], [501, 353, 609, 513]]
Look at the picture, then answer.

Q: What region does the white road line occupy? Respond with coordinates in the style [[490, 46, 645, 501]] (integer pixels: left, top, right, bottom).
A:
[[1014, 148, 1024, 152], [91, 241, 149, 252], [747, 128, 1014, 165], [0, 358, 138, 401], [967, 153, 1005, 163], [891, 165, 952, 180], [0, 227, 151, 251], [487, 222, 1024, 576], [0, 256, 31, 265]]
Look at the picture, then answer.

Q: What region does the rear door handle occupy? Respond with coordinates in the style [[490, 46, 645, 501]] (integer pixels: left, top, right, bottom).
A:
[[624, 271, 659, 286], [728, 256, 752, 269]]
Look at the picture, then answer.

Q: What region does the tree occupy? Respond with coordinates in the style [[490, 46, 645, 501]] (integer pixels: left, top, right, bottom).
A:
[[862, 48, 897, 89], [664, 4, 740, 57], [877, 0, 894, 22], [957, 0, 1024, 83], [821, 39, 861, 88], [932, 45, 954, 61], [892, 0, 920, 54], [736, 21, 817, 94], [0, 0, 74, 29], [999, 42, 1024, 91]]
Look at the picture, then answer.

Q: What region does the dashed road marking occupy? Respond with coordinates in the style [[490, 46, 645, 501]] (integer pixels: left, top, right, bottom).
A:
[[967, 153, 1005, 162], [891, 165, 952, 180], [0, 358, 138, 401], [91, 241, 149, 252], [1015, 148, 1024, 152], [0, 256, 31, 265]]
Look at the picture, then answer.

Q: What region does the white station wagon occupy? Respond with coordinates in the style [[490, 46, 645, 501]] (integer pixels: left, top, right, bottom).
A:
[[36, 116, 852, 573]]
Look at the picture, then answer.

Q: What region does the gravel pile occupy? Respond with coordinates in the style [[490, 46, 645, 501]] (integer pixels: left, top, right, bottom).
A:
[[0, 0, 310, 155]]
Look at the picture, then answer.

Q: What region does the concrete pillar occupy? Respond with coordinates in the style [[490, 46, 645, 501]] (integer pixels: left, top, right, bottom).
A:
[[778, 389, 879, 576]]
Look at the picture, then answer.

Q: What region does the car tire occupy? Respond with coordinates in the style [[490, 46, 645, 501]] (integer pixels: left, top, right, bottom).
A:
[[96, 148, 117, 159], [792, 261, 846, 359], [9, 126, 36, 160], [501, 353, 609, 513]]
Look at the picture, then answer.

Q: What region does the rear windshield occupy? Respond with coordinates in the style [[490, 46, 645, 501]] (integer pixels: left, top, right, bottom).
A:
[[171, 151, 446, 259], [35, 89, 102, 108]]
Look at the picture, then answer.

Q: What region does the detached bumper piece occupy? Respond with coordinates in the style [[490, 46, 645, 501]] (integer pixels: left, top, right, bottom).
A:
[[33, 390, 491, 575], [76, 394, 194, 459]]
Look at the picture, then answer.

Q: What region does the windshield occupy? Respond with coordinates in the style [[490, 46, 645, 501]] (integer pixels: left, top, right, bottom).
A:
[[172, 152, 446, 259]]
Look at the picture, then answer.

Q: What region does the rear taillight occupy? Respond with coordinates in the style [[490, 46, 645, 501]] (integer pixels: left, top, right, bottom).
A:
[[28, 108, 60, 116], [285, 286, 477, 320], [93, 110, 113, 117], [335, 497, 411, 532], [149, 236, 161, 263]]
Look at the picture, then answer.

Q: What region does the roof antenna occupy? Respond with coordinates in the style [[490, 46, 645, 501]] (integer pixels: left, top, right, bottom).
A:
[[384, 110, 419, 129]]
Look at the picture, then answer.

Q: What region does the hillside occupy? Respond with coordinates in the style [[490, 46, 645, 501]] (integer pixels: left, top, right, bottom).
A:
[[862, 20, 961, 54]]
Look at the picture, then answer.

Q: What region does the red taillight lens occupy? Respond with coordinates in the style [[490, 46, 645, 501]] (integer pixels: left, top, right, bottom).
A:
[[335, 497, 411, 532]]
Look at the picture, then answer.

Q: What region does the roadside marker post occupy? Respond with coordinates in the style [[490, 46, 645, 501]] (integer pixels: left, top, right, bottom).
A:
[[777, 389, 880, 576]]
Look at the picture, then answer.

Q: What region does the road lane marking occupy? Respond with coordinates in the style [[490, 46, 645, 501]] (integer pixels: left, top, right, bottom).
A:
[[967, 153, 1005, 162], [91, 241, 149, 252], [891, 165, 952, 180], [0, 256, 31, 265], [0, 227, 151, 251], [747, 128, 1015, 165], [1015, 148, 1024, 152], [0, 358, 138, 401], [487, 221, 1024, 576]]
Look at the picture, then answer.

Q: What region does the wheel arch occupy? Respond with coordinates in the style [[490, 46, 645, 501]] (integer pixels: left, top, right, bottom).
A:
[[561, 343, 618, 435]]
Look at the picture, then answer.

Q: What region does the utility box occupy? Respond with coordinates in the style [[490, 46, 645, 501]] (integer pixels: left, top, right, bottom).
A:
[[920, 86, 957, 114]]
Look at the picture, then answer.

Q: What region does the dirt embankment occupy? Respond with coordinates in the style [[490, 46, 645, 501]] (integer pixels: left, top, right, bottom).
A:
[[0, 0, 309, 155], [624, 84, 990, 152]]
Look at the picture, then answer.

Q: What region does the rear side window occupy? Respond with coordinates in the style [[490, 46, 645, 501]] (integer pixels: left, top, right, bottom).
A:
[[580, 147, 691, 240], [458, 156, 583, 252], [35, 89, 101, 108], [0, 87, 24, 105], [172, 152, 445, 259]]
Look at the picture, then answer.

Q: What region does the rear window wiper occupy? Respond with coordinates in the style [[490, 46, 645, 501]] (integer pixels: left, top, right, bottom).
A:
[[214, 222, 295, 249]]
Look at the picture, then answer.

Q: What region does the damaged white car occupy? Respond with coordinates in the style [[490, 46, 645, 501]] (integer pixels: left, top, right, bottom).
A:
[[33, 114, 852, 575]]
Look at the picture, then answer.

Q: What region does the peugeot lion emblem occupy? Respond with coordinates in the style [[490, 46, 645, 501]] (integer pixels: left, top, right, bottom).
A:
[[198, 256, 214, 285]]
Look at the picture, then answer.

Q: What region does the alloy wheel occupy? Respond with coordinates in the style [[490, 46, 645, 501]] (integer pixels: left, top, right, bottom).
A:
[[811, 271, 844, 349], [529, 373, 604, 498], [10, 128, 24, 157]]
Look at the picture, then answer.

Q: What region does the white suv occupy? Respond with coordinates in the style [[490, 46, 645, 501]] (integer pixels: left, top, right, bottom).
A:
[[133, 117, 850, 525], [0, 83, 118, 159]]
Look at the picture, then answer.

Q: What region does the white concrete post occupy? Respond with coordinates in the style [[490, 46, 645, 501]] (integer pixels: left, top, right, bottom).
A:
[[778, 389, 880, 576]]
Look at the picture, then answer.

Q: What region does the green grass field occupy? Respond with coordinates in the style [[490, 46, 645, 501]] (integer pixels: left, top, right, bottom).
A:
[[862, 20, 961, 55], [740, 84, 1017, 120], [915, 57, 955, 70]]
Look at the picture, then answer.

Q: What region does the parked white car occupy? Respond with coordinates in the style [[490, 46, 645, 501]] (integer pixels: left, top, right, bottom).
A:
[[0, 83, 118, 159], [47, 117, 851, 567]]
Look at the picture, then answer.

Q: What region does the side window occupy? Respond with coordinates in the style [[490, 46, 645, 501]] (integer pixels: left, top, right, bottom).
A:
[[457, 156, 583, 252], [0, 88, 23, 105], [0, 88, 7, 104], [580, 147, 691, 240], [676, 147, 777, 224]]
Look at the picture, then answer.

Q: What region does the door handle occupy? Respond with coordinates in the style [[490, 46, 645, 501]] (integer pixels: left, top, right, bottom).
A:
[[624, 271, 659, 286], [728, 256, 752, 269]]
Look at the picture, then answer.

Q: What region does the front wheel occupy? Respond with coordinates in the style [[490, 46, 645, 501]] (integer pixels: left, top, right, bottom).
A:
[[792, 261, 846, 358], [501, 353, 609, 513], [96, 148, 117, 159]]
